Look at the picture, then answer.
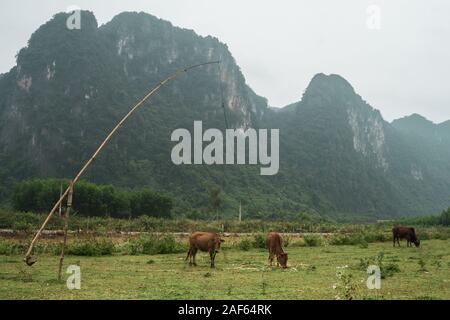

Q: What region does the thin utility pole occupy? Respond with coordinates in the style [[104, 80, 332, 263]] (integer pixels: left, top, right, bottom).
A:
[[239, 201, 242, 222], [58, 183, 63, 217]]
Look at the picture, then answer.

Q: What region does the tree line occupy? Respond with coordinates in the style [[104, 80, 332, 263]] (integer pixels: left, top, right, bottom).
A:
[[12, 179, 173, 218]]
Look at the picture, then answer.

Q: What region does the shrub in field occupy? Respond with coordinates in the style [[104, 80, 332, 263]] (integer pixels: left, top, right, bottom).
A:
[[252, 233, 267, 249], [283, 235, 291, 247], [431, 260, 441, 269], [66, 239, 115, 256], [289, 237, 306, 247], [329, 234, 361, 246], [376, 252, 400, 278], [432, 229, 450, 240], [0, 240, 58, 255], [381, 262, 400, 278], [358, 241, 369, 249], [418, 258, 428, 272], [333, 267, 360, 300], [123, 234, 185, 255], [12, 221, 34, 232], [237, 238, 252, 251], [358, 257, 371, 270], [0, 211, 40, 229], [356, 252, 400, 278], [303, 235, 323, 247], [143, 235, 185, 254], [0, 240, 23, 255], [121, 240, 141, 255], [363, 231, 389, 243]]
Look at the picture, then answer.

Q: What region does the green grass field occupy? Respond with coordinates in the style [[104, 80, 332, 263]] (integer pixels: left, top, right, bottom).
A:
[[1, 239, 450, 300]]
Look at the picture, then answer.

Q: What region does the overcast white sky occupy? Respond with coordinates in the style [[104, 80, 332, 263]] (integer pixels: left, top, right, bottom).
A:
[[1, 0, 449, 123]]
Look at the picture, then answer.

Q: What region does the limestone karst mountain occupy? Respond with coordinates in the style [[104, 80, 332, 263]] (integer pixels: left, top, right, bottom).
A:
[[1, 11, 449, 220]]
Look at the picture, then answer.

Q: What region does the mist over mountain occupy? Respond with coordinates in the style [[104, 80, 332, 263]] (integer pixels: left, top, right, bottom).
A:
[[0, 11, 449, 221]]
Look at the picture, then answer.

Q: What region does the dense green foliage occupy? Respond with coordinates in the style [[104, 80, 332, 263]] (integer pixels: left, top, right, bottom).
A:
[[12, 179, 172, 218], [0, 209, 332, 233], [395, 207, 450, 226]]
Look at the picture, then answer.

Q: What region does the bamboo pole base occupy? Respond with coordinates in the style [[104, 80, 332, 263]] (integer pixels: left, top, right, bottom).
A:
[[24, 255, 37, 266]]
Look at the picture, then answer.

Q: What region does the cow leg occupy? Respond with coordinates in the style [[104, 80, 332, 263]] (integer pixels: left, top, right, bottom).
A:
[[186, 248, 192, 265], [393, 237, 396, 247], [192, 248, 198, 266], [268, 253, 274, 266], [210, 251, 216, 268], [397, 238, 401, 247]]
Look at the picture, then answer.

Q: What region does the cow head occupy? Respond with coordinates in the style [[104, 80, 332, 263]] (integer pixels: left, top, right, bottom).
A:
[[413, 239, 420, 247], [215, 238, 225, 253], [277, 253, 288, 268]]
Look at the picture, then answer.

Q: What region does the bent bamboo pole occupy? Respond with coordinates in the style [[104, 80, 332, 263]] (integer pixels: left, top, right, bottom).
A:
[[24, 60, 220, 266]]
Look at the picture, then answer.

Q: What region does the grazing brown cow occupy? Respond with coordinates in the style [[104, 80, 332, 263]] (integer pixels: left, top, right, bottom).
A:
[[266, 232, 288, 268], [392, 226, 420, 247], [186, 232, 224, 268]]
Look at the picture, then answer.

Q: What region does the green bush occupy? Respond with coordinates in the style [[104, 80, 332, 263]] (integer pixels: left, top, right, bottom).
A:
[[123, 235, 185, 255], [382, 262, 400, 278], [356, 252, 400, 278], [303, 234, 323, 247], [12, 221, 34, 232], [363, 232, 389, 243], [66, 239, 115, 256], [0, 239, 59, 255], [237, 238, 252, 251], [283, 235, 291, 247], [329, 234, 368, 247], [252, 233, 266, 249], [0, 240, 22, 255]]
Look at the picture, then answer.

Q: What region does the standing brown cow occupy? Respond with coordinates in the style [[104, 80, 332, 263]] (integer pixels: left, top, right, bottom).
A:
[[392, 226, 420, 247], [266, 232, 288, 268], [186, 232, 224, 268]]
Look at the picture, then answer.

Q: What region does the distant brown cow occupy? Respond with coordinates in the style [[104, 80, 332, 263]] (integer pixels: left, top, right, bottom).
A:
[[186, 232, 224, 268], [266, 232, 288, 268], [392, 226, 420, 247]]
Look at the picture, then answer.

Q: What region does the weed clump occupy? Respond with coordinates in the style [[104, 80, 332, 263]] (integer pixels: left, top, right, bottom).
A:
[[67, 239, 115, 256], [333, 266, 360, 300], [123, 234, 186, 255], [237, 238, 252, 251], [303, 235, 323, 247], [357, 252, 400, 279], [252, 234, 267, 249]]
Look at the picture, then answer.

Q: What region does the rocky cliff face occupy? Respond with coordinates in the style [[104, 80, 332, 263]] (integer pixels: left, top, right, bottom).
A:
[[0, 11, 266, 180], [304, 73, 389, 171]]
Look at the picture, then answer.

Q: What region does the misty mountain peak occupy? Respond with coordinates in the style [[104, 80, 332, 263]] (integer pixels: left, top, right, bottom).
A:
[[306, 73, 356, 97], [391, 113, 436, 134]]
